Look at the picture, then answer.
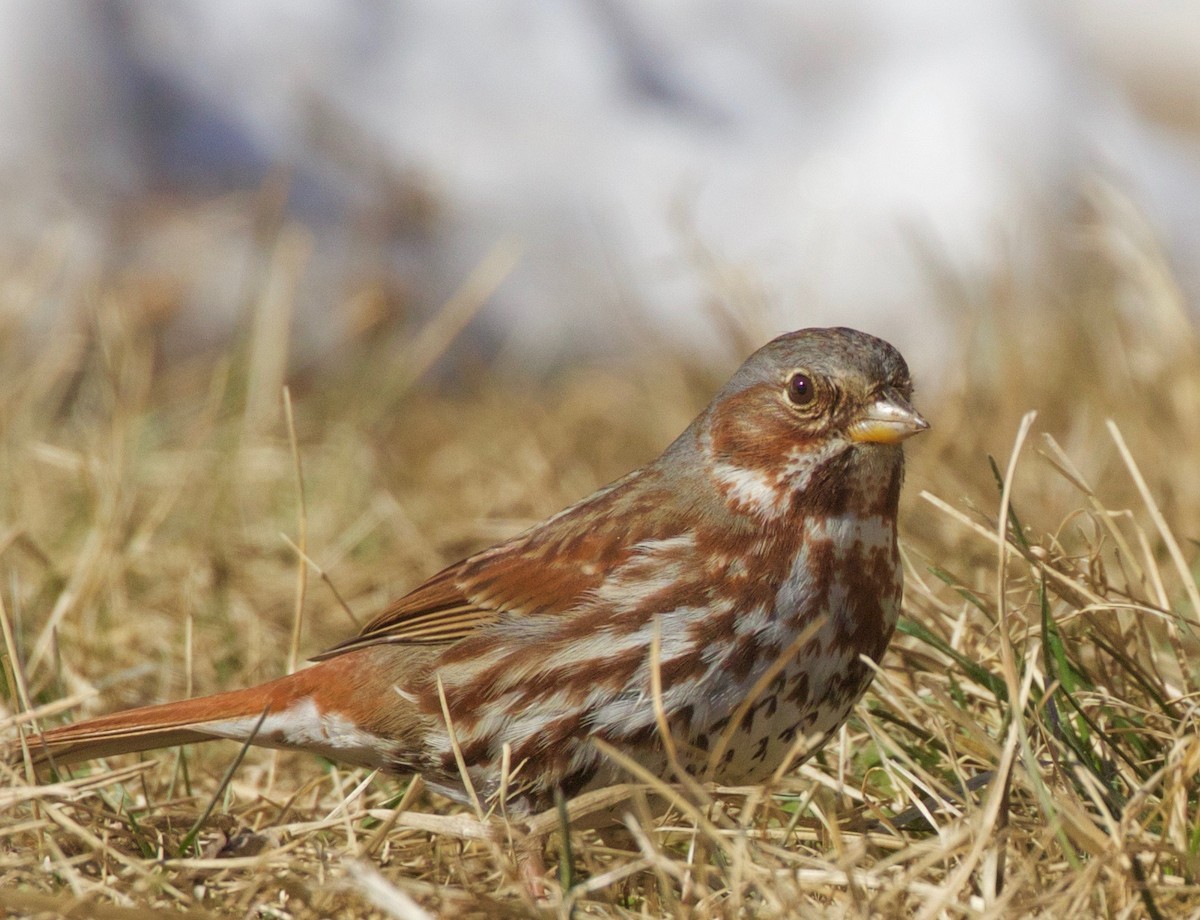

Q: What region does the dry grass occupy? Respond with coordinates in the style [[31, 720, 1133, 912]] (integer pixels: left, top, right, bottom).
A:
[[3, 190, 1200, 918]]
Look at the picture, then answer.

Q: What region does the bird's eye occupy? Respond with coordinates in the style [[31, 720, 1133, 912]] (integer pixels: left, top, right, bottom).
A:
[[785, 372, 816, 407]]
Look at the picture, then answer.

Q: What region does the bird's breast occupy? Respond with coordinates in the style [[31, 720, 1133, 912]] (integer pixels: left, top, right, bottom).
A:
[[773, 511, 903, 664], [696, 511, 903, 782]]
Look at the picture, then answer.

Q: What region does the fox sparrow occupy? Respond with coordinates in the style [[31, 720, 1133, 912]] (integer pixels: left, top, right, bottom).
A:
[[11, 327, 926, 829]]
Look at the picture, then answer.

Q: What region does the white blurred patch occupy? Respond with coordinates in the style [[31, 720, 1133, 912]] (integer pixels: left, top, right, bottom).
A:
[[0, 0, 1198, 375]]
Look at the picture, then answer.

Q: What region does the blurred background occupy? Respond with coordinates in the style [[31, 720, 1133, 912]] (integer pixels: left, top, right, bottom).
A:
[[0, 0, 1198, 383]]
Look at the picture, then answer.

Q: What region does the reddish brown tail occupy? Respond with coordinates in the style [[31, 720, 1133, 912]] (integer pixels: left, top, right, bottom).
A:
[[13, 682, 286, 769], [8, 655, 394, 773]]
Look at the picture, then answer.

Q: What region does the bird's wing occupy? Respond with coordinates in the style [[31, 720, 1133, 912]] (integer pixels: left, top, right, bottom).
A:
[[313, 564, 504, 655], [314, 470, 682, 659]]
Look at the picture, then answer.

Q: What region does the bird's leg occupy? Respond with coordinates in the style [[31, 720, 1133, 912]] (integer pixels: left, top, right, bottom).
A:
[[514, 831, 549, 899]]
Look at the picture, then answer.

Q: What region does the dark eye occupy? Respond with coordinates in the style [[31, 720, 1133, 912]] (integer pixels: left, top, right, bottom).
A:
[[786, 372, 815, 406]]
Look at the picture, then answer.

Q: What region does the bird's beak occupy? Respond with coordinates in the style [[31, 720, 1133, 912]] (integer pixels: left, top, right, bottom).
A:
[[847, 391, 929, 444]]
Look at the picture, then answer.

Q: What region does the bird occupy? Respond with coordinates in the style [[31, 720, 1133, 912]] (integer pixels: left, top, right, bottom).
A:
[[8, 327, 926, 859]]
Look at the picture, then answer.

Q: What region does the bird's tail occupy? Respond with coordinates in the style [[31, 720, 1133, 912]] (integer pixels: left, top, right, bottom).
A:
[[7, 657, 391, 772]]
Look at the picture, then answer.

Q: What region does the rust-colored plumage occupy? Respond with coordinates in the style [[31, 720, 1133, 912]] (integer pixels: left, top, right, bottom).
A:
[[9, 327, 927, 820]]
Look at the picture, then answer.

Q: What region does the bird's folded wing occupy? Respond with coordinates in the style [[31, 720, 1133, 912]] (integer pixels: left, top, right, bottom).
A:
[[314, 471, 683, 659], [312, 564, 502, 657]]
